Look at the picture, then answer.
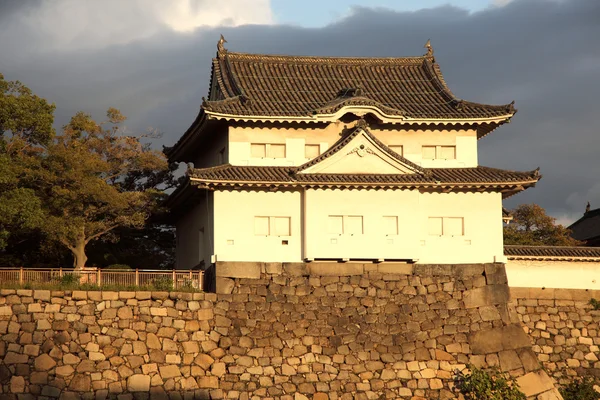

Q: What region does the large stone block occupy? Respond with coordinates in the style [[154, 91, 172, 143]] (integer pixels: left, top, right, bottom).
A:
[[470, 324, 532, 355], [283, 263, 309, 277], [308, 263, 364, 276], [376, 263, 413, 275], [516, 370, 555, 398], [127, 374, 151, 392], [216, 262, 261, 279], [215, 277, 234, 295], [463, 284, 510, 309]]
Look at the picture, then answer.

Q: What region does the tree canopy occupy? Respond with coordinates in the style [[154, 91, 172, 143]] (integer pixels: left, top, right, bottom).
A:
[[1, 73, 174, 269], [504, 204, 581, 246], [0, 73, 55, 250]]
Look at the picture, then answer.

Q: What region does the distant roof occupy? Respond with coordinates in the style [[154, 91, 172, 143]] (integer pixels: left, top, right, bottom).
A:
[[203, 36, 516, 122], [505, 245, 600, 261], [568, 207, 600, 243]]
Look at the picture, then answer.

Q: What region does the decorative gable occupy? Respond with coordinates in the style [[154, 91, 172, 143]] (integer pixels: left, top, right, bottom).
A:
[[298, 122, 425, 175]]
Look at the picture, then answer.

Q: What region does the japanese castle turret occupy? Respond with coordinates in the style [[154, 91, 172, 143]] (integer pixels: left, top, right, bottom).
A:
[[166, 37, 540, 269]]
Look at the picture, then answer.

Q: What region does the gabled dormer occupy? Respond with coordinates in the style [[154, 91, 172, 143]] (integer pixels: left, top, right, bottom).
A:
[[297, 121, 425, 175]]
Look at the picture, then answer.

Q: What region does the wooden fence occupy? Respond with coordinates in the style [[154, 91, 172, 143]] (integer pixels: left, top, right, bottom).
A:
[[0, 267, 203, 291]]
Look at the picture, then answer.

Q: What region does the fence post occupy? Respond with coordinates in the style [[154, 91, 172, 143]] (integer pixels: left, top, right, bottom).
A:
[[135, 269, 139, 287], [59, 267, 63, 278], [172, 270, 176, 290], [97, 269, 101, 287], [19, 266, 23, 285]]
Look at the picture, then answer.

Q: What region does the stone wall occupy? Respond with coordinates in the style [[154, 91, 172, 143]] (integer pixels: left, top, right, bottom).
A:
[[0, 263, 562, 399], [511, 287, 600, 386]]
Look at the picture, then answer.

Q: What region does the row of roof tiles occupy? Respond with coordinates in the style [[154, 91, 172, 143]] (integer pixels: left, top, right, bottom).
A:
[[204, 38, 515, 120]]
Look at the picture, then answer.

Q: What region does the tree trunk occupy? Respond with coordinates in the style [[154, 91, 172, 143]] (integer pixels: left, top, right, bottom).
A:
[[72, 236, 88, 271]]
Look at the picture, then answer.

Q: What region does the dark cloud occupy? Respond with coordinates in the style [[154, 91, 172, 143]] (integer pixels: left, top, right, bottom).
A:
[[0, 0, 40, 18], [0, 0, 598, 222]]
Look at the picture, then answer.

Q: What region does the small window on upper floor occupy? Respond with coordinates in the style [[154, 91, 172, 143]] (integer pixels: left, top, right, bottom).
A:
[[439, 146, 456, 160], [422, 146, 436, 160], [251, 144, 267, 158], [422, 145, 456, 160], [251, 143, 286, 159], [388, 145, 403, 157], [305, 144, 321, 159], [270, 144, 286, 158]]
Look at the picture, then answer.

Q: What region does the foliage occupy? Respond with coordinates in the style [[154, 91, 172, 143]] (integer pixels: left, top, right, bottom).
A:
[[104, 264, 132, 270], [86, 224, 175, 269], [454, 365, 526, 400], [504, 204, 581, 246], [59, 274, 79, 286], [3, 105, 169, 269], [0, 73, 55, 249], [560, 376, 600, 400], [152, 276, 174, 291], [590, 298, 600, 311]]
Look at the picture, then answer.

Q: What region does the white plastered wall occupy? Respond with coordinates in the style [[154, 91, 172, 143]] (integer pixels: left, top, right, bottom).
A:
[[175, 192, 214, 269], [213, 190, 302, 262], [304, 189, 504, 264], [304, 189, 421, 261], [228, 123, 478, 168], [506, 260, 600, 290], [417, 191, 504, 263]]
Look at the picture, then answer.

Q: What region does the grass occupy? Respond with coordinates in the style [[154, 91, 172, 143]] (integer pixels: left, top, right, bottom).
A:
[[0, 277, 202, 292]]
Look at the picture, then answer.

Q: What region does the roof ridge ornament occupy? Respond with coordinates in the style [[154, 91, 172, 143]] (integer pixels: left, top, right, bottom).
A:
[[355, 117, 368, 129], [424, 39, 433, 57], [217, 34, 228, 56]]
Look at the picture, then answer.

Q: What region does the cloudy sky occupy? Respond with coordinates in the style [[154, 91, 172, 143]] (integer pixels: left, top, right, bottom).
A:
[[0, 0, 598, 224]]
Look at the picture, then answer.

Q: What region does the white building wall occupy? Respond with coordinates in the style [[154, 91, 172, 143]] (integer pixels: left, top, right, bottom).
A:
[[213, 190, 302, 262], [304, 189, 421, 261], [175, 192, 214, 269], [417, 192, 504, 263], [506, 260, 600, 290], [228, 124, 478, 168], [208, 188, 503, 264], [305, 190, 503, 264]]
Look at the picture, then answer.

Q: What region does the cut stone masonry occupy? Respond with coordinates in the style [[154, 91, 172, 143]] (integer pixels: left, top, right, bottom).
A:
[[0, 262, 564, 399]]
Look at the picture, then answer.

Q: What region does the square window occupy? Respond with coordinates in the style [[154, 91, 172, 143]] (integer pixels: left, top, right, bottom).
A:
[[428, 217, 443, 236], [305, 144, 320, 159], [422, 146, 436, 160], [327, 216, 344, 234], [272, 217, 291, 236], [383, 216, 398, 235], [440, 146, 456, 160], [389, 145, 403, 157], [444, 217, 464, 236], [269, 144, 286, 158], [251, 144, 266, 158], [254, 216, 269, 236], [345, 216, 363, 235]]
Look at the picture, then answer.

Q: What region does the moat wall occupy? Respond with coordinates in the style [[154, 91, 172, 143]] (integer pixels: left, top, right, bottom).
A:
[[511, 287, 600, 386], [0, 262, 565, 399]]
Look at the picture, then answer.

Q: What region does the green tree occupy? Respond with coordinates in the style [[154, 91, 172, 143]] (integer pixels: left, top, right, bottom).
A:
[[0, 73, 55, 249], [4, 107, 169, 269], [37, 109, 168, 269], [504, 204, 581, 246]]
